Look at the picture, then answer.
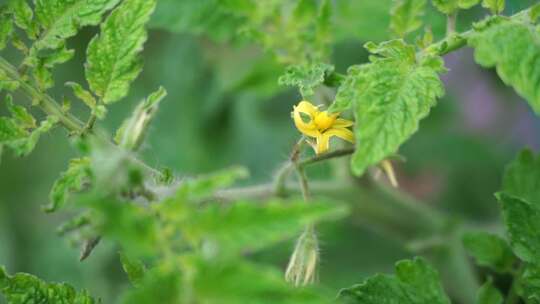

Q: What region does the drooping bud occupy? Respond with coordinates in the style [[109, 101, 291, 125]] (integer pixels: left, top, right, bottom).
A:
[[285, 225, 319, 286], [115, 87, 167, 151]]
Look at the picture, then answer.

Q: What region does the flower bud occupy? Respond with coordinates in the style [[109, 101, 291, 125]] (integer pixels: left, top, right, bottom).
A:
[[285, 226, 319, 286], [115, 87, 167, 151]]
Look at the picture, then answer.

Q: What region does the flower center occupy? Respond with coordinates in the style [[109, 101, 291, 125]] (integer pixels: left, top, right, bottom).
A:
[[314, 111, 336, 131]]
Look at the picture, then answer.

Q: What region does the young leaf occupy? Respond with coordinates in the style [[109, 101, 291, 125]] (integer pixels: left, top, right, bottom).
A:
[[42, 44, 75, 67], [496, 192, 540, 263], [44, 157, 92, 213], [85, 0, 157, 104], [0, 6, 14, 50], [66, 82, 97, 109], [8, 0, 37, 38], [468, 18, 540, 115], [339, 257, 450, 304], [0, 69, 19, 92], [119, 252, 146, 287], [345, 40, 445, 176], [390, 0, 426, 38], [0, 117, 27, 143], [462, 231, 516, 273], [33, 0, 120, 51], [8, 116, 58, 156], [6, 95, 36, 129], [476, 279, 503, 304], [481, 0, 504, 14], [0, 266, 95, 303], [277, 62, 334, 98]]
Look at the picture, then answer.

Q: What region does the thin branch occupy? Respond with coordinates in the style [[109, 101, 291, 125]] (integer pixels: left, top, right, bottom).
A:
[[298, 147, 354, 168], [446, 11, 458, 36]]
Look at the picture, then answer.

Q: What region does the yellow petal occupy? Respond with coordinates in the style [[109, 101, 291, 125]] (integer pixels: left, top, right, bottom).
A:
[[293, 101, 320, 138], [315, 133, 330, 154], [325, 127, 354, 143], [296, 101, 319, 116], [333, 118, 354, 128]]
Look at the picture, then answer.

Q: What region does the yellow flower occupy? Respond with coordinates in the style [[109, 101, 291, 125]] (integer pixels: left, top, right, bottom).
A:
[[292, 101, 354, 154]]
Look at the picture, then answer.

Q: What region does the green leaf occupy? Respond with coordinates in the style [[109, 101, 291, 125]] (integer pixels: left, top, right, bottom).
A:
[[148, 0, 244, 41], [8, 0, 37, 38], [278, 62, 334, 98], [115, 86, 167, 150], [33, 0, 120, 51], [57, 212, 92, 236], [189, 258, 329, 304], [119, 252, 146, 287], [0, 69, 19, 92], [85, 0, 157, 104], [42, 44, 75, 67], [476, 279, 503, 304], [390, 0, 427, 38], [531, 3, 540, 23], [0, 7, 14, 50], [462, 231, 516, 273], [347, 40, 445, 176], [521, 265, 540, 303], [33, 61, 54, 90], [44, 157, 92, 213], [66, 82, 97, 109], [496, 192, 540, 263], [8, 116, 58, 156], [431, 0, 480, 14], [160, 197, 349, 255], [327, 67, 358, 113], [0, 117, 27, 143], [0, 266, 95, 304], [459, 0, 481, 9], [502, 149, 540, 206], [468, 18, 540, 115], [339, 257, 450, 304], [6, 96, 36, 129], [481, 0, 504, 14], [85, 195, 158, 257], [120, 266, 181, 304]]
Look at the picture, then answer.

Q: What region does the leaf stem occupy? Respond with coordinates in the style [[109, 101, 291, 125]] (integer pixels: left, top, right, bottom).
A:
[[0, 56, 163, 178], [0, 56, 84, 133]]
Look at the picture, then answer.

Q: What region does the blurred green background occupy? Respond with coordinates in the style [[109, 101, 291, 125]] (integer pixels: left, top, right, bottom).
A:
[[1, 0, 539, 303]]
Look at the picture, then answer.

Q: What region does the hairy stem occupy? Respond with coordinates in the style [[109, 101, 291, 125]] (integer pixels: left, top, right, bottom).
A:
[[446, 11, 457, 36]]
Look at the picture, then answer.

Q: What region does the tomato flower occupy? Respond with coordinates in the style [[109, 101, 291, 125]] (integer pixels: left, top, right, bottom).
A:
[[292, 101, 354, 154]]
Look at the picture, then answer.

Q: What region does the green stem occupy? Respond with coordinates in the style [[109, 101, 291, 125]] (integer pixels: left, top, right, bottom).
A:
[[0, 56, 84, 133], [0, 56, 162, 178]]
